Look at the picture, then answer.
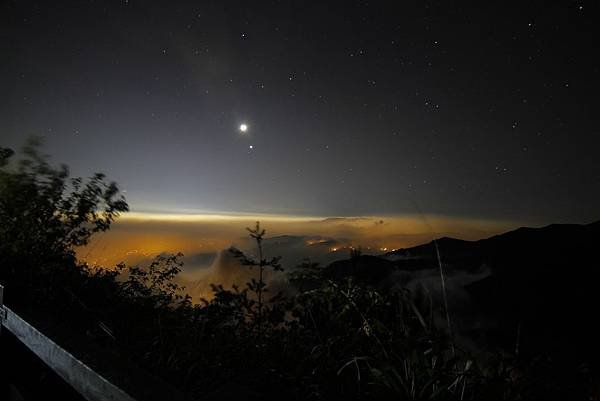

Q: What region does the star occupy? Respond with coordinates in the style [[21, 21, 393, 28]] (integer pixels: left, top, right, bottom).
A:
[[239, 124, 248, 133]]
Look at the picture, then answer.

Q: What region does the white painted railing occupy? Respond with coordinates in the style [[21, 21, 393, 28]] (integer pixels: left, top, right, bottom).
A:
[[0, 284, 136, 401]]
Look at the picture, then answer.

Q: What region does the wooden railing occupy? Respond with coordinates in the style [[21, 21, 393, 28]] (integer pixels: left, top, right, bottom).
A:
[[0, 284, 136, 401]]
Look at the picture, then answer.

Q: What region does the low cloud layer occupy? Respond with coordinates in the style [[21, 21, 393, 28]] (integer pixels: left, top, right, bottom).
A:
[[79, 212, 519, 299]]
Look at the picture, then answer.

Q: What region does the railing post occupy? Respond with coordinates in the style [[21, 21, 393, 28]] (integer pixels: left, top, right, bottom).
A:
[[0, 284, 6, 400], [0, 284, 5, 334]]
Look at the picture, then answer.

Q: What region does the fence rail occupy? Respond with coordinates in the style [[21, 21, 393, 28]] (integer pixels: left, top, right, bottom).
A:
[[0, 284, 136, 401]]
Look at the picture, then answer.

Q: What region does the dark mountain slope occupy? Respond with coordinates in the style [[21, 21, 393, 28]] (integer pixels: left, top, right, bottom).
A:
[[324, 255, 397, 289], [333, 221, 600, 361], [465, 221, 600, 359]]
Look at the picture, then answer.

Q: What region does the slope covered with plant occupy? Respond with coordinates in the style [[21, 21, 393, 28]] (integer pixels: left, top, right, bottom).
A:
[[1, 142, 597, 401]]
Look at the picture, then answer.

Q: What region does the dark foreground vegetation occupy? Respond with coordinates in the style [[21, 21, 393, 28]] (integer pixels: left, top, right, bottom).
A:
[[1, 141, 599, 400]]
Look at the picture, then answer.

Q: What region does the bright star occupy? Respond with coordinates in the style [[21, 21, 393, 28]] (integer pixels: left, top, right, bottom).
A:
[[239, 124, 248, 132]]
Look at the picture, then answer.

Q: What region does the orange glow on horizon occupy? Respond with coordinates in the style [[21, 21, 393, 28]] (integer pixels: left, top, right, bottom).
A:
[[80, 211, 523, 269]]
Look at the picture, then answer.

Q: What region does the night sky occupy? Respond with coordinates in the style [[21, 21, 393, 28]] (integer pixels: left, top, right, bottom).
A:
[[3, 1, 599, 223]]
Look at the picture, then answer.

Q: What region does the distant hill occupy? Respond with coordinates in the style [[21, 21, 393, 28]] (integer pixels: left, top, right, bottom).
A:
[[384, 236, 475, 261], [326, 221, 600, 361], [324, 254, 397, 288], [382, 220, 600, 269]]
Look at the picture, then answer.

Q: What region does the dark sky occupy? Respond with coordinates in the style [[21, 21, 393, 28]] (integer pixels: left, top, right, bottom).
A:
[[2, 1, 599, 223]]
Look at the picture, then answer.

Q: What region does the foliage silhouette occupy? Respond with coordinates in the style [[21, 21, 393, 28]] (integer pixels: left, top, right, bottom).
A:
[[1, 140, 597, 401], [229, 221, 283, 337], [0, 137, 128, 304]]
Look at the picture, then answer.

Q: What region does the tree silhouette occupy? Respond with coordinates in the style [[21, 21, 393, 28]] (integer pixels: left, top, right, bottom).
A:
[[0, 137, 128, 299], [229, 221, 283, 335]]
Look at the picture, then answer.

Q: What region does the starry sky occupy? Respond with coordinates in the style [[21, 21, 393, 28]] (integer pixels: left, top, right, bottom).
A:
[[2, 1, 599, 224]]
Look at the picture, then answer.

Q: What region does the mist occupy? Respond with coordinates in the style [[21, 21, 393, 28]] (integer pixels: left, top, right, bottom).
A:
[[80, 212, 518, 299]]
